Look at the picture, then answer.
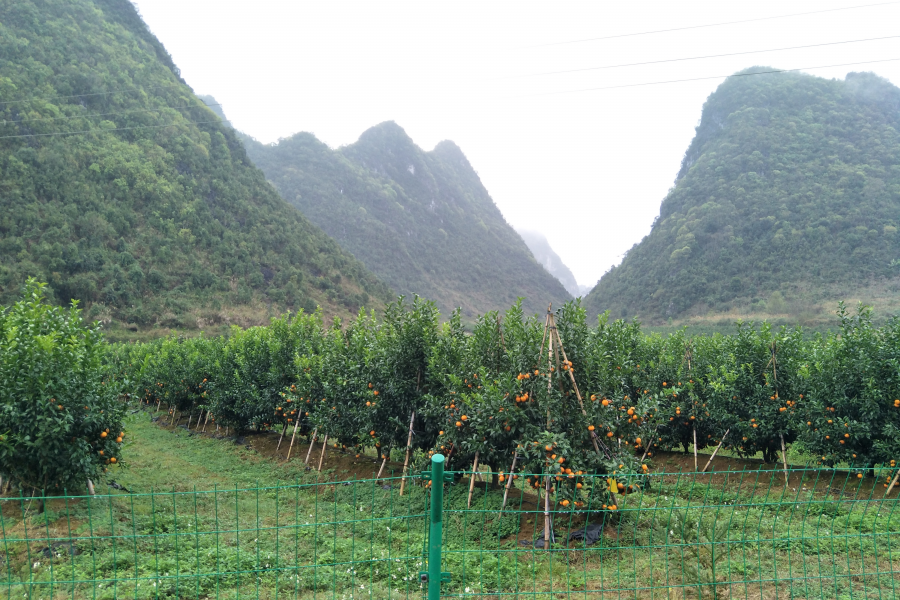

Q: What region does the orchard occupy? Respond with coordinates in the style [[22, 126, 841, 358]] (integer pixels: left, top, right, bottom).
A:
[[5, 279, 900, 504]]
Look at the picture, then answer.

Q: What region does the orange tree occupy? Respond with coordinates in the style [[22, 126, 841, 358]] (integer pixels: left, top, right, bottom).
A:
[[710, 323, 805, 462], [298, 298, 441, 461], [0, 280, 125, 494], [426, 301, 650, 511], [799, 303, 900, 476]]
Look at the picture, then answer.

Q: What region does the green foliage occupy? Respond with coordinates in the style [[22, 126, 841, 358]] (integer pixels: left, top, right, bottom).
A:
[[239, 122, 571, 318], [0, 279, 124, 493], [0, 0, 391, 334], [586, 69, 900, 322]]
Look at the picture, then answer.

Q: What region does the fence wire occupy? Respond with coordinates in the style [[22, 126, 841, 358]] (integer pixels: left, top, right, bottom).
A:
[[0, 466, 897, 599]]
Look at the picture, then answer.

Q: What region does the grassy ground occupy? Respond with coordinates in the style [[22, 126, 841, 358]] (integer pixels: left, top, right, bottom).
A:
[[1, 410, 898, 599]]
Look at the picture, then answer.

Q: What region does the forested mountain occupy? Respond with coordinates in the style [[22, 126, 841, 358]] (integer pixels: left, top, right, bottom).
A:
[[516, 229, 581, 296], [584, 68, 900, 323], [240, 120, 571, 317], [0, 0, 392, 337]]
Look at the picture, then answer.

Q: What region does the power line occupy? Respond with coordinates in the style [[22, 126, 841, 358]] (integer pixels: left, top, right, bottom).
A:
[[528, 57, 900, 97], [526, 1, 900, 49], [519, 35, 900, 78], [2, 102, 220, 126], [0, 119, 222, 140]]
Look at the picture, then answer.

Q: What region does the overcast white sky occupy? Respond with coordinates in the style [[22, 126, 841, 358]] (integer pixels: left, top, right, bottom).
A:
[[132, 0, 900, 290]]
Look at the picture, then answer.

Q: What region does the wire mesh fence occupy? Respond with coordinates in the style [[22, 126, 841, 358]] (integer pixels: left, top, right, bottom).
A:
[[0, 465, 898, 599]]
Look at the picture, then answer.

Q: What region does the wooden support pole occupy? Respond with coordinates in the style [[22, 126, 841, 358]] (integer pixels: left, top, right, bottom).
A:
[[693, 428, 698, 471], [376, 457, 387, 480], [399, 412, 416, 496], [186, 413, 193, 430], [202, 412, 211, 433], [543, 470, 552, 550], [501, 451, 519, 511], [780, 434, 790, 486], [550, 320, 603, 457], [467, 451, 480, 509], [317, 434, 328, 472], [886, 467, 900, 497], [86, 480, 95, 496], [701, 429, 730, 473], [276, 423, 288, 451], [284, 420, 300, 461], [303, 427, 318, 465], [156, 399, 162, 413]]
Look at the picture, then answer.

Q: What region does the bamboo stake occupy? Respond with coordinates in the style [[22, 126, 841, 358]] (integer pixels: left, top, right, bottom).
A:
[[701, 429, 730, 473], [543, 469, 551, 549], [317, 434, 328, 472], [641, 426, 660, 462], [186, 413, 193, 430], [285, 420, 301, 461], [467, 451, 480, 508], [886, 467, 900, 497], [276, 423, 288, 451], [195, 410, 205, 431], [537, 306, 551, 366], [86, 480, 95, 496], [376, 457, 387, 480], [501, 450, 519, 510], [156, 399, 162, 413], [399, 412, 416, 496], [693, 428, 698, 471], [304, 428, 318, 465], [780, 434, 790, 486], [550, 319, 603, 457]]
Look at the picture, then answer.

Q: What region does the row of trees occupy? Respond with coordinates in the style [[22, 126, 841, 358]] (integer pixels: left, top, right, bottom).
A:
[[117, 297, 900, 506]]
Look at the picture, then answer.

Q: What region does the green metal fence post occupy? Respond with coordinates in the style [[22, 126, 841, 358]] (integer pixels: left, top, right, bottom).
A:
[[418, 453, 454, 599], [428, 454, 444, 600]]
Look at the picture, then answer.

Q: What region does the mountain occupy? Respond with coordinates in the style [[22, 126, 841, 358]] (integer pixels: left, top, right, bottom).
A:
[[584, 68, 900, 323], [0, 0, 392, 338], [240, 120, 571, 317], [516, 229, 581, 296]]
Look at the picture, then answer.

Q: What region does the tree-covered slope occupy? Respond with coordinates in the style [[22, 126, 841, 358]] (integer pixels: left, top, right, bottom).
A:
[[0, 0, 392, 336], [242, 121, 571, 317], [516, 229, 581, 296], [584, 69, 900, 323]]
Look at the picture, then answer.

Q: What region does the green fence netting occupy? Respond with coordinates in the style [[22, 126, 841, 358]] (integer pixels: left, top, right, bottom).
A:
[[1, 465, 898, 599]]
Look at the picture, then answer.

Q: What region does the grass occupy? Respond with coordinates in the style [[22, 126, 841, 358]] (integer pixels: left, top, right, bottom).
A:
[[0, 409, 898, 599]]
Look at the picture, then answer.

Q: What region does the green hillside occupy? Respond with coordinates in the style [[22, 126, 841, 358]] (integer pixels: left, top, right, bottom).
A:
[[584, 68, 900, 324], [240, 120, 571, 317], [517, 229, 581, 296], [0, 0, 392, 339]]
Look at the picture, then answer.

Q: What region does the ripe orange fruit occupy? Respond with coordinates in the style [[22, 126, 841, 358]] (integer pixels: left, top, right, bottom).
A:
[[456, 421, 462, 427], [373, 390, 379, 396], [439, 430, 444, 435], [545, 445, 553, 451], [588, 425, 595, 431], [601, 399, 610, 406], [115, 437, 122, 443], [110, 457, 117, 463], [100, 432, 107, 438], [461, 415, 468, 421], [607, 432, 614, 437]]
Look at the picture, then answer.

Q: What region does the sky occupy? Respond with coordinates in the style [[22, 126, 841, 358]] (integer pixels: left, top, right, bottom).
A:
[[131, 0, 900, 290]]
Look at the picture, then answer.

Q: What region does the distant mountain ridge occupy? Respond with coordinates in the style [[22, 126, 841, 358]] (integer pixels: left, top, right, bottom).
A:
[[516, 230, 581, 296], [0, 0, 392, 336], [238, 118, 571, 317], [584, 68, 900, 323]]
